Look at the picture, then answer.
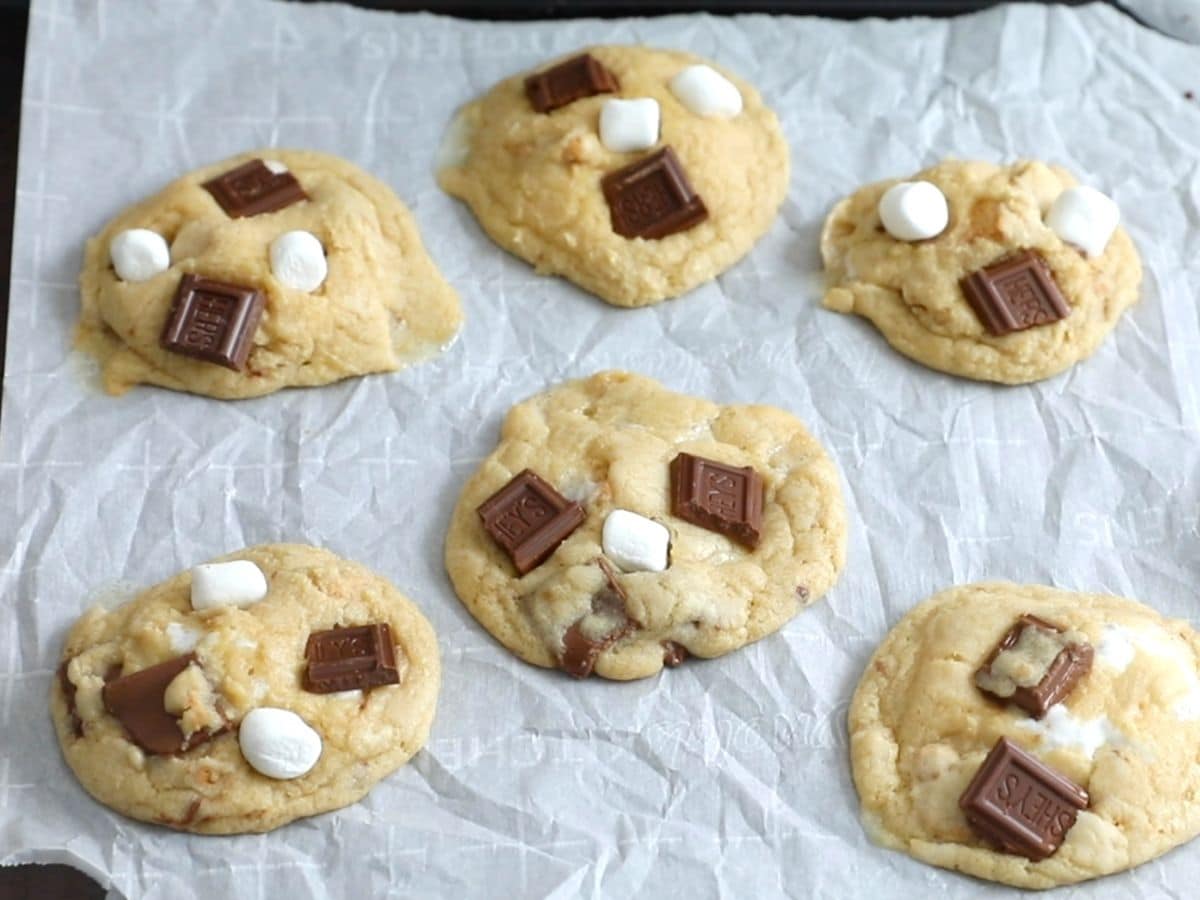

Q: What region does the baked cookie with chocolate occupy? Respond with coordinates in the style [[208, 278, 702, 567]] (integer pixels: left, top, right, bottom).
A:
[[437, 47, 789, 307], [79, 150, 461, 399], [443, 370, 846, 680], [849, 582, 1200, 888], [821, 160, 1141, 383], [51, 544, 440, 833]]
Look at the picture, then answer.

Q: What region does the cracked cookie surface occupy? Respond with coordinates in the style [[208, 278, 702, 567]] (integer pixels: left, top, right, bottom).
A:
[[51, 543, 440, 834], [437, 46, 789, 308], [849, 582, 1200, 888], [821, 160, 1141, 383], [78, 149, 461, 399], [443, 370, 846, 681]]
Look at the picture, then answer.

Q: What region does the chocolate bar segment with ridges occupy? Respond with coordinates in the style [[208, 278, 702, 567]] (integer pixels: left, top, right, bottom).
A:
[[601, 147, 708, 240], [524, 53, 619, 113], [303, 623, 401, 694], [961, 249, 1071, 336], [959, 737, 1089, 861], [202, 159, 307, 218], [669, 452, 764, 548], [477, 469, 586, 575], [160, 274, 265, 371], [975, 614, 1094, 719]]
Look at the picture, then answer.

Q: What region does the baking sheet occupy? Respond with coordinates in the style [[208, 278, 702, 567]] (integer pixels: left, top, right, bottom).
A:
[[3, 1, 1200, 897]]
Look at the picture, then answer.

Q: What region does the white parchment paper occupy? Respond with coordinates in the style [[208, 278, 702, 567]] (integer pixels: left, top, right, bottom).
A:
[[3, 1, 1200, 897]]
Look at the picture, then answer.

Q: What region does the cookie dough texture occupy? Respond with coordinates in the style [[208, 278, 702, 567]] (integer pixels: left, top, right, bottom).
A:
[[51, 544, 440, 834], [79, 149, 461, 399], [850, 582, 1200, 888], [444, 370, 847, 681], [821, 160, 1142, 383], [438, 46, 789, 307]]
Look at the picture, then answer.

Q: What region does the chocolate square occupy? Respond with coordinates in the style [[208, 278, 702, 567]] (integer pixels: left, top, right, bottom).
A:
[[303, 623, 401, 694], [102, 654, 222, 755], [202, 159, 307, 218], [959, 737, 1089, 861], [961, 249, 1071, 335], [975, 614, 1094, 719], [601, 147, 709, 240], [161, 274, 265, 371], [477, 469, 586, 575], [525, 53, 619, 113], [669, 452, 764, 549]]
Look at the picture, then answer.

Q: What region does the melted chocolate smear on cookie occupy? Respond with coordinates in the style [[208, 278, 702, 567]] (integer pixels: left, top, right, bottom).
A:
[[560, 559, 637, 679], [661, 641, 689, 668], [57, 662, 83, 739]]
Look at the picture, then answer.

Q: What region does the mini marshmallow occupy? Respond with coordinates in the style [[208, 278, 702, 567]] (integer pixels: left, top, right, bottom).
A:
[[602, 509, 670, 573], [599, 98, 660, 153], [238, 708, 322, 780], [270, 230, 327, 292], [878, 181, 949, 242], [165, 622, 204, 654], [190, 560, 268, 611], [1045, 185, 1119, 257], [109, 229, 170, 282], [669, 64, 743, 119]]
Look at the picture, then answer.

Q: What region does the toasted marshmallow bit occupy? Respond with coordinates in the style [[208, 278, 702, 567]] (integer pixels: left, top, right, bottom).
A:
[[190, 560, 268, 611], [878, 181, 949, 242], [109, 229, 170, 282], [599, 98, 661, 153], [602, 509, 670, 573], [238, 708, 322, 780], [270, 230, 327, 292], [1046, 185, 1119, 257], [669, 64, 743, 119]]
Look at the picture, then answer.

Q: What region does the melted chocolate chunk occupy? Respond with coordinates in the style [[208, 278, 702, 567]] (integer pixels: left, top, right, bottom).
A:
[[101, 654, 222, 755], [669, 452, 764, 548], [559, 559, 635, 678], [160, 274, 265, 371], [959, 737, 1089, 861], [57, 662, 83, 739], [661, 641, 689, 668], [303, 623, 401, 694], [601, 147, 708, 240], [525, 53, 619, 113], [975, 614, 1093, 718], [961, 249, 1071, 336], [202, 159, 307, 218], [477, 469, 586, 575]]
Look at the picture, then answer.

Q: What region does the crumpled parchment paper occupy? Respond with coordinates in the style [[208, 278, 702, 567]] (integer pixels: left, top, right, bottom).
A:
[[2, 1, 1199, 897]]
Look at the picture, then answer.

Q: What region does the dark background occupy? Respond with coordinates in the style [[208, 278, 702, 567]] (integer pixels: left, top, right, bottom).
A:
[[0, 0, 1123, 896]]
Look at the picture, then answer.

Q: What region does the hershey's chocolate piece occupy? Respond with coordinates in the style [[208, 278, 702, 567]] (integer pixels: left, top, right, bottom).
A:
[[601, 147, 708, 240], [959, 737, 1089, 861], [477, 469, 586, 575], [661, 641, 689, 668], [303, 623, 401, 694], [961, 249, 1071, 336], [525, 53, 619, 113], [161, 274, 265, 371], [669, 452, 764, 548], [58, 662, 83, 738], [102, 654, 218, 755], [975, 614, 1094, 719], [202, 159, 307, 218], [559, 559, 634, 678]]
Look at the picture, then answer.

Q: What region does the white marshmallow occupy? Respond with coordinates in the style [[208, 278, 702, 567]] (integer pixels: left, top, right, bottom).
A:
[[262, 159, 289, 175], [602, 509, 670, 573], [878, 181, 949, 242], [1046, 185, 1119, 257], [165, 622, 204, 654], [270, 230, 327, 292], [670, 65, 743, 119], [599, 98, 660, 153], [109, 229, 170, 282], [238, 708, 322, 780], [190, 560, 268, 611]]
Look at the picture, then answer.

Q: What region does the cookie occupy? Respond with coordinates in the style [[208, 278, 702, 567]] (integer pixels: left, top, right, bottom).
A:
[[821, 160, 1141, 383], [443, 370, 846, 680], [51, 544, 440, 834], [849, 582, 1200, 888], [437, 46, 789, 308], [78, 150, 462, 399]]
